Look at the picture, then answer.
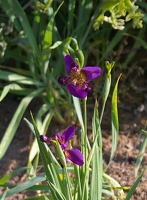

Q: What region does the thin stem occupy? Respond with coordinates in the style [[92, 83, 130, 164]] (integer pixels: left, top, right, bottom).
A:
[[63, 167, 72, 200], [74, 165, 82, 200], [81, 97, 89, 200], [80, 5, 102, 48], [83, 97, 87, 166]]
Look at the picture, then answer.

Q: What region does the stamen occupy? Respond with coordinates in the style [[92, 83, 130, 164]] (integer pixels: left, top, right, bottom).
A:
[[68, 70, 87, 87]]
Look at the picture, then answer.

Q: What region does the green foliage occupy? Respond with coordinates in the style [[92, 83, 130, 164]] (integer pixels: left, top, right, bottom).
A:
[[0, 174, 46, 199], [110, 74, 121, 161], [135, 129, 147, 176], [125, 168, 147, 200], [0, 0, 146, 199], [0, 0, 66, 160]]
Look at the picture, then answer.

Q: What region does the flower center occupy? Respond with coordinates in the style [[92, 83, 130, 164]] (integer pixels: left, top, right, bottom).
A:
[[68, 70, 87, 87]]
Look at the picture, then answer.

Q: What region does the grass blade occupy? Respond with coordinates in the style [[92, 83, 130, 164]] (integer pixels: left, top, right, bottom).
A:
[[0, 189, 8, 200], [0, 174, 46, 198], [72, 96, 84, 130], [1, 0, 39, 57], [27, 108, 54, 167], [100, 24, 130, 62], [135, 129, 147, 176], [0, 167, 30, 185], [110, 74, 121, 161], [67, 0, 76, 36], [90, 101, 102, 200], [0, 84, 22, 101], [1, 0, 21, 31], [103, 173, 126, 199], [0, 88, 44, 159], [41, 1, 64, 74], [125, 169, 147, 200], [30, 113, 66, 200], [0, 70, 43, 86]]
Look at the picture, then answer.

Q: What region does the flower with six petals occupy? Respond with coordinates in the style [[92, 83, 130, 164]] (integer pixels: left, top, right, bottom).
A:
[[58, 55, 102, 98]]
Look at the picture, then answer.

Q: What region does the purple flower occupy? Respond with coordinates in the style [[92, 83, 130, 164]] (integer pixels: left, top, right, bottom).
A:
[[54, 126, 84, 166], [58, 55, 102, 98], [40, 126, 84, 166], [54, 126, 75, 150]]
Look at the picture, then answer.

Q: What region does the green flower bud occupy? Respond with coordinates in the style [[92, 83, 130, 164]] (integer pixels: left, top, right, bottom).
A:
[[75, 50, 84, 69]]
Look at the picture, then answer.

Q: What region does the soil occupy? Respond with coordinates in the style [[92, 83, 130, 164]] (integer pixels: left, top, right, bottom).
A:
[[0, 77, 147, 200]]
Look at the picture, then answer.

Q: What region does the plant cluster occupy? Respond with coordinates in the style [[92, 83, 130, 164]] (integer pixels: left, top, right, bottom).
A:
[[0, 0, 147, 199]]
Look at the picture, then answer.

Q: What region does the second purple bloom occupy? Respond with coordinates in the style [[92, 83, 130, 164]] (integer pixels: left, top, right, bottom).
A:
[[40, 126, 84, 166]]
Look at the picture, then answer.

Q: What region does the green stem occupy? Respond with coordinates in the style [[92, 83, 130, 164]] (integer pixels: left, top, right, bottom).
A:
[[63, 167, 72, 200], [81, 97, 89, 200], [74, 165, 82, 200], [83, 97, 87, 166]]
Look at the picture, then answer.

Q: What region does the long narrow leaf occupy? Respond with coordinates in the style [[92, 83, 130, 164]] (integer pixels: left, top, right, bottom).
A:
[[27, 108, 54, 168], [103, 173, 125, 199], [100, 24, 131, 62], [125, 169, 147, 200], [30, 113, 66, 200], [0, 167, 30, 185], [0, 174, 46, 198], [110, 74, 121, 161], [1, 0, 39, 57], [1, 0, 21, 31], [76, 1, 93, 47], [90, 101, 102, 200], [41, 1, 64, 74], [0, 70, 43, 86], [67, 0, 76, 36], [0, 84, 22, 101], [135, 129, 147, 176], [72, 96, 84, 130], [0, 88, 44, 159], [0, 188, 8, 200], [100, 61, 115, 123], [24, 118, 59, 166]]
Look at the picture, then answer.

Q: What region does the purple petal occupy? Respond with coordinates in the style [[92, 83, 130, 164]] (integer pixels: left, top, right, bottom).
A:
[[65, 149, 84, 166], [58, 76, 68, 85], [54, 126, 75, 149], [54, 134, 62, 141], [61, 126, 75, 143], [64, 55, 75, 74], [81, 66, 102, 82], [67, 84, 87, 98], [54, 134, 67, 149], [82, 83, 92, 93]]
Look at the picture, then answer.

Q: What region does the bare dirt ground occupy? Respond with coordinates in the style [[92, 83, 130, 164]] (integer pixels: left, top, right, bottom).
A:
[[0, 77, 147, 199]]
